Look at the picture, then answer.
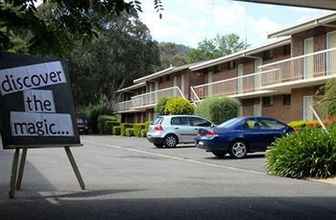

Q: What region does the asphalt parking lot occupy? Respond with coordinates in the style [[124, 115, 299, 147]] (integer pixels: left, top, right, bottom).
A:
[[1, 135, 336, 220]]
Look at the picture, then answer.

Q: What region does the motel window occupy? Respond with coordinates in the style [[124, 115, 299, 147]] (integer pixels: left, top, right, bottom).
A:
[[262, 96, 273, 107], [283, 95, 291, 106]]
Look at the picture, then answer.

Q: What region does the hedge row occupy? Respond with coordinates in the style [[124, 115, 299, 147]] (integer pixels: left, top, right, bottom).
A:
[[288, 117, 336, 131], [112, 121, 150, 137]]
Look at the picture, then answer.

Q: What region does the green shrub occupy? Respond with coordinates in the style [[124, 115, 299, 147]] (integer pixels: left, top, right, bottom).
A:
[[155, 97, 170, 115], [144, 121, 150, 132], [195, 96, 239, 124], [164, 97, 194, 115], [113, 126, 121, 135], [98, 115, 119, 134], [121, 123, 133, 136], [125, 128, 135, 137], [133, 123, 146, 137], [140, 129, 147, 137], [266, 127, 336, 178], [82, 104, 113, 133]]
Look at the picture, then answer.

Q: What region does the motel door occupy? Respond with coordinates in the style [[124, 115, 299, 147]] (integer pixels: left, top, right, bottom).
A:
[[303, 96, 314, 120], [304, 37, 314, 79], [327, 31, 336, 76]]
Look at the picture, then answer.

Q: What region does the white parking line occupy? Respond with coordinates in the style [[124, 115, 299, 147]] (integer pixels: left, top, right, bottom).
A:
[[39, 191, 60, 205], [84, 140, 265, 176]]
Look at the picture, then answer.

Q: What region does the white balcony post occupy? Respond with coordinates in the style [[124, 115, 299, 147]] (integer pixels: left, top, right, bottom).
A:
[[173, 76, 177, 96], [254, 58, 262, 90]]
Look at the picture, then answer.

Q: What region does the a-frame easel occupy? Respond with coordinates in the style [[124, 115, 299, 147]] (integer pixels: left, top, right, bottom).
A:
[[9, 145, 85, 199]]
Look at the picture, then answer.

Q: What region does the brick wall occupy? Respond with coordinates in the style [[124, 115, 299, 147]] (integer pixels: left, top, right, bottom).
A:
[[158, 75, 174, 89], [261, 95, 294, 123], [240, 85, 320, 123], [261, 45, 291, 65], [212, 63, 237, 82]]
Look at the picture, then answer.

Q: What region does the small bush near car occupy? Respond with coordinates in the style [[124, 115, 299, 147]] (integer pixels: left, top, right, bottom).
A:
[[121, 123, 133, 136], [266, 127, 336, 179], [164, 97, 194, 115], [140, 129, 147, 137], [195, 96, 239, 124], [125, 128, 135, 137], [113, 126, 121, 135], [133, 123, 146, 137]]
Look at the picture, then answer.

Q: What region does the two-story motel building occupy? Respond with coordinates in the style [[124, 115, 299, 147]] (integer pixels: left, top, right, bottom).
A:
[[116, 13, 336, 124]]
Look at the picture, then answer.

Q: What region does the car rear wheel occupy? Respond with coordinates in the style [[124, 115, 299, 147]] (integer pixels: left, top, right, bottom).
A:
[[212, 151, 226, 158], [229, 141, 247, 159], [164, 135, 178, 148]]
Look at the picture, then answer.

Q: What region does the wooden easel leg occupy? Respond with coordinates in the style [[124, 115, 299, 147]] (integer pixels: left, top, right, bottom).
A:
[[9, 149, 20, 199], [16, 148, 27, 190], [65, 146, 85, 190]]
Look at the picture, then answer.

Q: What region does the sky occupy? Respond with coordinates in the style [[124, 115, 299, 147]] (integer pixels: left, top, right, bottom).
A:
[[139, 0, 334, 48]]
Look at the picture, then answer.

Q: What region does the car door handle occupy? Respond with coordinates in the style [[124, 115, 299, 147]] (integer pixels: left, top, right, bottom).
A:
[[194, 128, 199, 130], [174, 127, 179, 129]]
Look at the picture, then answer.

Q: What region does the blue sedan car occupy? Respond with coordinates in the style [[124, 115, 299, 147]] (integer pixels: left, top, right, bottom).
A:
[[195, 116, 294, 159]]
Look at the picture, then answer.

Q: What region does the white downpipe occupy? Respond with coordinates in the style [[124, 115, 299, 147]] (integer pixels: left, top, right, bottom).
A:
[[310, 105, 328, 132]]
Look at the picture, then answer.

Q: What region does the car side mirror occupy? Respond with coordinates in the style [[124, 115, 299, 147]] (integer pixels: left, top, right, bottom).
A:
[[211, 124, 216, 128]]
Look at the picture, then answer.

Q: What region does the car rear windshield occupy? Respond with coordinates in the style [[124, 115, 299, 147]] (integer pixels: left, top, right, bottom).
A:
[[152, 117, 163, 125], [217, 118, 241, 128]]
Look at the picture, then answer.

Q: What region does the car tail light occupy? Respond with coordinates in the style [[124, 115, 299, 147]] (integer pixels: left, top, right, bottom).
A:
[[154, 124, 164, 131], [198, 129, 216, 137], [206, 130, 217, 137]]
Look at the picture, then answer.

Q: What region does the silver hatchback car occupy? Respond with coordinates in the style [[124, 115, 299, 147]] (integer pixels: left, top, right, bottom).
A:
[[146, 115, 213, 148]]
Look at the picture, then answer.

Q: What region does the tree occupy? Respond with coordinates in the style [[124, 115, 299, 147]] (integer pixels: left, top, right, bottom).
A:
[[187, 34, 249, 63], [158, 42, 191, 69], [69, 13, 161, 108], [195, 96, 240, 124], [0, 0, 164, 54], [319, 79, 336, 117]]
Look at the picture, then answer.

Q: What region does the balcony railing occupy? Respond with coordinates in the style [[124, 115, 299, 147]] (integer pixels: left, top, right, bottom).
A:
[[190, 70, 273, 101], [191, 47, 336, 101], [259, 47, 336, 87], [115, 100, 133, 112], [116, 86, 184, 112]]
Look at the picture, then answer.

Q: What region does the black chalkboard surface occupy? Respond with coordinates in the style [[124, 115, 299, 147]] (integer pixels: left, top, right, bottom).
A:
[[0, 52, 80, 149]]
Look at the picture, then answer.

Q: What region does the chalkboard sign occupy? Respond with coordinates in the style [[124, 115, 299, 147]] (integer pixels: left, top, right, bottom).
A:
[[0, 52, 80, 149]]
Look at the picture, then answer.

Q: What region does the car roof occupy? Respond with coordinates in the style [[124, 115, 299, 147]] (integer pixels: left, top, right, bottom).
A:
[[237, 116, 282, 121]]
